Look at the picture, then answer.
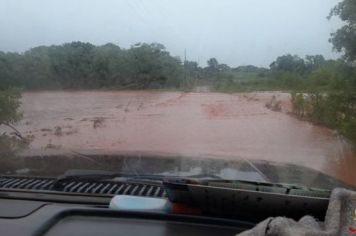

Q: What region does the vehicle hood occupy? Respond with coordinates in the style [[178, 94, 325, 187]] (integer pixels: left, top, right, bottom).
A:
[[0, 149, 350, 190]]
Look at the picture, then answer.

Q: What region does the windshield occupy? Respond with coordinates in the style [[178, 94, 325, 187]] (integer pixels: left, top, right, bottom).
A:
[[0, 0, 355, 190]]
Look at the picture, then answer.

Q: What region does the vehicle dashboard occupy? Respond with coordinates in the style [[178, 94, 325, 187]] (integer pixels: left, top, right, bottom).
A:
[[0, 197, 250, 236]]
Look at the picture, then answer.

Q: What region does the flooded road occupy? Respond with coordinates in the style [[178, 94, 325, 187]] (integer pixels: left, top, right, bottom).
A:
[[12, 91, 356, 186]]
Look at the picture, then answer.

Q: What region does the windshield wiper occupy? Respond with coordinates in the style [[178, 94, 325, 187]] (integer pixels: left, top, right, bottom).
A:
[[52, 169, 222, 191]]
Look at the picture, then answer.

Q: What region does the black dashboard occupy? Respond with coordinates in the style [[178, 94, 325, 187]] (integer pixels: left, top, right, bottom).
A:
[[0, 174, 333, 235], [0, 197, 250, 236]]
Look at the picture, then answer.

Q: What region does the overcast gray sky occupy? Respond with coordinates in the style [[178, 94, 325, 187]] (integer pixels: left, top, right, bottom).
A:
[[0, 0, 342, 67]]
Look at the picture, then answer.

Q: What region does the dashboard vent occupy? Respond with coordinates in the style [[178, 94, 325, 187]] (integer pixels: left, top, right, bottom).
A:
[[0, 176, 166, 198]]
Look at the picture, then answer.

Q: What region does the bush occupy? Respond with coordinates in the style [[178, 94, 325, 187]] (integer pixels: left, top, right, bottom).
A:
[[0, 89, 28, 155], [291, 91, 356, 144]]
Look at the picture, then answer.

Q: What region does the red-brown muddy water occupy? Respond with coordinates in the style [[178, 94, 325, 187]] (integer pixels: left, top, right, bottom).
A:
[[13, 91, 356, 186]]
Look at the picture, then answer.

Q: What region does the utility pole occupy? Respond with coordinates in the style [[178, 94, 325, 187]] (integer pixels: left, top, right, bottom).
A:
[[184, 48, 187, 88]]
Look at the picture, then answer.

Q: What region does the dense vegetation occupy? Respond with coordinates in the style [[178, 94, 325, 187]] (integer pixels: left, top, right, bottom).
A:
[[212, 54, 356, 92], [290, 0, 356, 144], [0, 43, 184, 90], [2, 40, 351, 94], [0, 89, 28, 155], [0, 40, 274, 91]]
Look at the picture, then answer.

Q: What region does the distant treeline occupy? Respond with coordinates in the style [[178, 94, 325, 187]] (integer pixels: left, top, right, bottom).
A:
[[1, 40, 355, 93], [214, 54, 356, 93], [0, 42, 185, 90], [0, 41, 273, 90]]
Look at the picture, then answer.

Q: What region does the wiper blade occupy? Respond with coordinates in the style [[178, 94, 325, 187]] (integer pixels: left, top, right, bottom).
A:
[[57, 169, 223, 181], [51, 169, 174, 189], [52, 169, 223, 191]]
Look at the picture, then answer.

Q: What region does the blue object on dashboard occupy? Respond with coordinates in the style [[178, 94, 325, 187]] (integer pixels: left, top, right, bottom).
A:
[[109, 195, 171, 213]]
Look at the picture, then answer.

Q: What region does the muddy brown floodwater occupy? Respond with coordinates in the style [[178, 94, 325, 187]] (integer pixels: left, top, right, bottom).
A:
[[8, 91, 356, 186]]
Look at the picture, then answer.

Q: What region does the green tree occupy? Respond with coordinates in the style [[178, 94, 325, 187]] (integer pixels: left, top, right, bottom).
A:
[[184, 61, 200, 79], [126, 43, 183, 89], [0, 42, 186, 90], [207, 58, 219, 70], [205, 58, 219, 79], [48, 42, 96, 88], [0, 89, 28, 153], [270, 54, 306, 74], [0, 89, 22, 125], [328, 0, 356, 63], [218, 63, 230, 72], [305, 55, 326, 73]]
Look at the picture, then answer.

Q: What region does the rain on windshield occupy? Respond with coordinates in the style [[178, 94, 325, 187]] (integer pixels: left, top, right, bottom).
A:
[[0, 0, 355, 188]]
